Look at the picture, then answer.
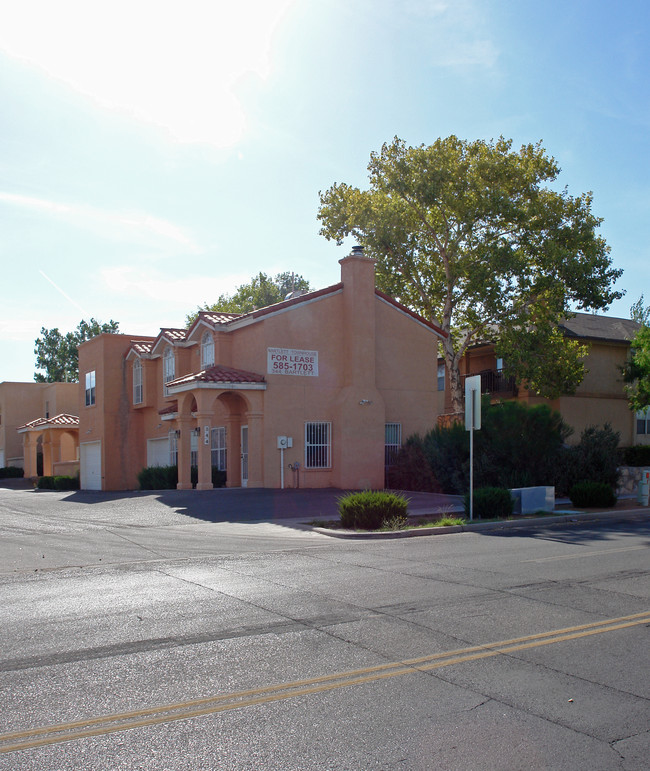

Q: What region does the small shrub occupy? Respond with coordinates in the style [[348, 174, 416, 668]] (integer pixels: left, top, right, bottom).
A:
[[53, 475, 80, 491], [0, 466, 24, 479], [569, 481, 617, 508], [464, 487, 513, 519], [621, 445, 650, 467], [137, 465, 178, 490], [339, 490, 409, 530], [37, 475, 79, 490]]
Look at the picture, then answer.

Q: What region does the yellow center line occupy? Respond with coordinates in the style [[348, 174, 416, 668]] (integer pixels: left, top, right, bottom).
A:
[[523, 545, 648, 562], [2, 610, 648, 754]]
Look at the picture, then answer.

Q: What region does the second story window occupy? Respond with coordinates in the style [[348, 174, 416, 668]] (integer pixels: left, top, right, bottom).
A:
[[85, 371, 96, 406], [163, 347, 175, 396], [437, 362, 445, 391], [201, 332, 215, 369], [133, 359, 143, 405]]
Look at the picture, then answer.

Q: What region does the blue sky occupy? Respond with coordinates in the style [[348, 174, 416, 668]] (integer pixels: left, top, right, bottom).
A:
[[1, 0, 648, 382]]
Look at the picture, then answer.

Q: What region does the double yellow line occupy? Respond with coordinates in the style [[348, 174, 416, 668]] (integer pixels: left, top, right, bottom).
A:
[[2, 610, 648, 754]]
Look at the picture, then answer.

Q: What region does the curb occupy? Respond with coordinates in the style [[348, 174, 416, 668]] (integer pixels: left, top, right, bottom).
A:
[[312, 507, 650, 539]]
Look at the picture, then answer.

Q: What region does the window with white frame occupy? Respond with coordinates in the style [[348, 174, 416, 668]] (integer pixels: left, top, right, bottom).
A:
[[163, 346, 175, 395], [385, 423, 402, 467], [169, 431, 178, 466], [133, 359, 143, 405], [637, 408, 650, 435], [437, 362, 445, 391], [211, 426, 227, 470], [201, 331, 215, 369], [305, 421, 331, 469], [85, 370, 96, 406]]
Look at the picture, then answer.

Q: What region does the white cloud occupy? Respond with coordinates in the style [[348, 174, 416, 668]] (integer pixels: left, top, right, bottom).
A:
[[100, 265, 251, 308], [0, 0, 295, 147], [0, 191, 200, 251]]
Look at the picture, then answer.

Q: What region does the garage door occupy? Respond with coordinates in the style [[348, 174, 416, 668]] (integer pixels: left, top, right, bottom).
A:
[[147, 437, 170, 467], [80, 441, 102, 490]]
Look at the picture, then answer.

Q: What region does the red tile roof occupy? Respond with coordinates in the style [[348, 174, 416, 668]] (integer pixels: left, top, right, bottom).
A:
[[159, 328, 188, 342], [158, 401, 178, 416], [199, 311, 242, 325], [168, 364, 265, 387], [18, 413, 79, 431], [131, 340, 154, 355]]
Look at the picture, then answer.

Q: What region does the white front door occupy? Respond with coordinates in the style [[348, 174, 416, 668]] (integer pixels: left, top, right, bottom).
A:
[[240, 425, 248, 488], [80, 441, 102, 490]]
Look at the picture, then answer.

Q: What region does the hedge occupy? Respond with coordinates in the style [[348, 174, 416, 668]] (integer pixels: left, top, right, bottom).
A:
[[569, 481, 617, 508], [338, 490, 409, 530], [37, 475, 80, 491], [464, 487, 513, 519], [0, 466, 24, 479]]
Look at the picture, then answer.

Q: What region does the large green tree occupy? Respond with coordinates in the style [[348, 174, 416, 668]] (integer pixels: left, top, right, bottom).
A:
[[186, 271, 311, 325], [318, 136, 623, 413], [34, 318, 119, 383], [623, 296, 650, 411]]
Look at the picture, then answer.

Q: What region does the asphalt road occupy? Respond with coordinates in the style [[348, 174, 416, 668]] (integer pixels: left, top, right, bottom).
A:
[[0, 487, 648, 769]]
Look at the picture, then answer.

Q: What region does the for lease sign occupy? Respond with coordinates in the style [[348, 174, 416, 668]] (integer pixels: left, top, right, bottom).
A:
[[267, 347, 318, 377]]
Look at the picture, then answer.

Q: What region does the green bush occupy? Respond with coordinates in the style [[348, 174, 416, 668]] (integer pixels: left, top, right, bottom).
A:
[[137, 465, 178, 490], [421, 421, 470, 494], [399, 400, 621, 497], [621, 445, 650, 467], [572, 424, 620, 489], [54, 475, 79, 491], [464, 487, 513, 519], [0, 466, 24, 479], [569, 481, 617, 508], [474, 401, 571, 490], [339, 490, 409, 530], [137, 465, 227, 490], [385, 437, 440, 492], [36, 475, 79, 491]]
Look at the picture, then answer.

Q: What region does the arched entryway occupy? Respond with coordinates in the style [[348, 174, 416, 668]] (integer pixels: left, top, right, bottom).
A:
[[166, 370, 266, 490]]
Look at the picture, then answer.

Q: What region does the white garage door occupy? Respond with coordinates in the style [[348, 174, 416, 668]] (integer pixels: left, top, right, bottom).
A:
[[81, 441, 102, 490], [147, 438, 170, 467]]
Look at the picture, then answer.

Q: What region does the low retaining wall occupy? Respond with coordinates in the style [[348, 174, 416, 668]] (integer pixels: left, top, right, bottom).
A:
[[617, 466, 650, 496]]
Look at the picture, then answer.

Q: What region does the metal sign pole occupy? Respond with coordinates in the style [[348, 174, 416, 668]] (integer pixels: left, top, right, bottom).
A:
[[464, 375, 481, 523], [469, 399, 474, 522]]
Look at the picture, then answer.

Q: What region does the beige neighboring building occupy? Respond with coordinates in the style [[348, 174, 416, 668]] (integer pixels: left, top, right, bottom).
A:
[[437, 313, 646, 446], [0, 381, 80, 475], [77, 249, 447, 491]]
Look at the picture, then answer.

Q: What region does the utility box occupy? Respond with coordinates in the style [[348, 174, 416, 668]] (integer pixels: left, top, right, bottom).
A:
[[511, 486, 555, 515]]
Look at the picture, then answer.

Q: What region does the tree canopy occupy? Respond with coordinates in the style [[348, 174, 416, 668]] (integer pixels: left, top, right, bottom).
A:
[[623, 296, 650, 412], [34, 318, 119, 383], [185, 272, 311, 326], [318, 136, 623, 412]]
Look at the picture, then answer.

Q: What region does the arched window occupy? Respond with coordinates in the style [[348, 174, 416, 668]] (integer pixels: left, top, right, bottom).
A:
[[133, 358, 143, 404], [163, 347, 175, 395], [201, 331, 215, 369]]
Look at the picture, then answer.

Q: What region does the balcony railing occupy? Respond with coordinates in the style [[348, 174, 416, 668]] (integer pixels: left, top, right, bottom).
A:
[[462, 369, 517, 397]]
